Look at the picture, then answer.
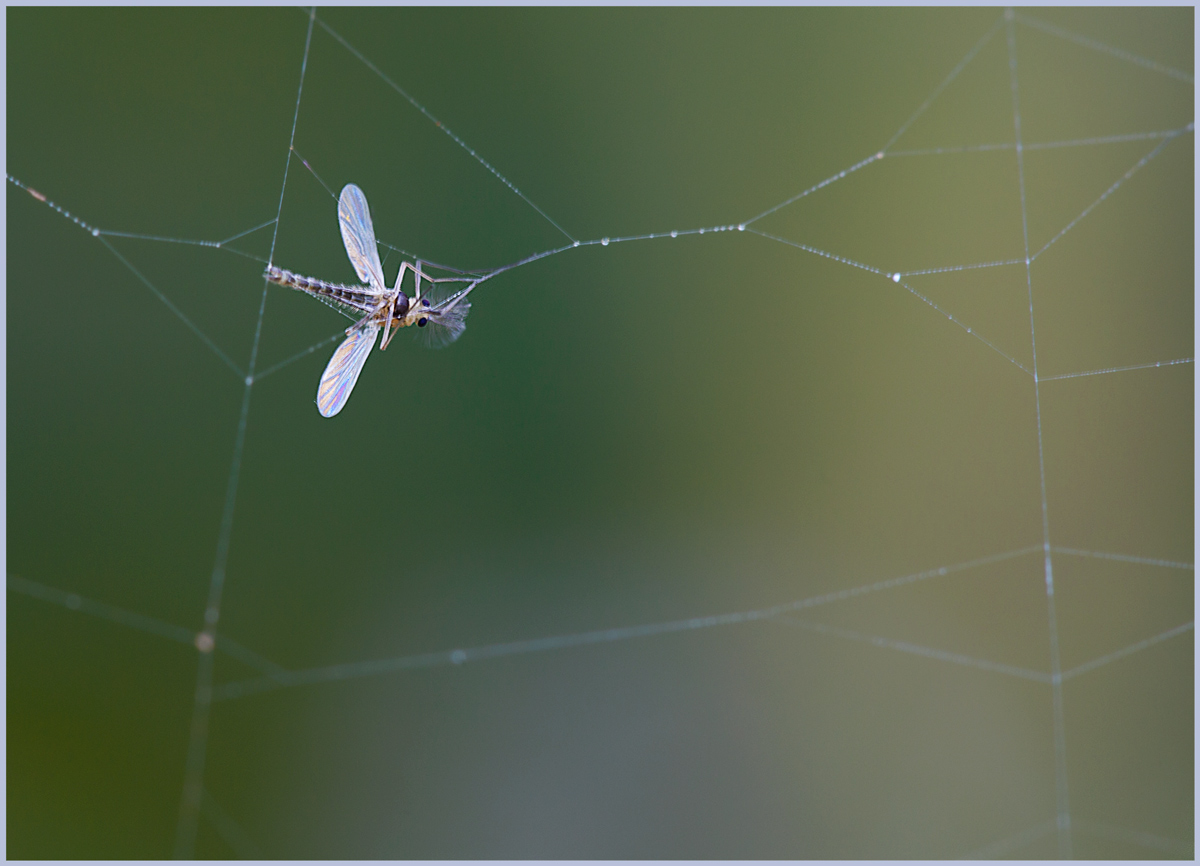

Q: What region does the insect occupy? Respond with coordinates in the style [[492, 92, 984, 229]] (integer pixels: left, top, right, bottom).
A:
[[265, 184, 473, 417]]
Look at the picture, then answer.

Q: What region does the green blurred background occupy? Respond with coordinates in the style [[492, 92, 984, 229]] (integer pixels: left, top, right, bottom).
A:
[[7, 7, 1193, 858]]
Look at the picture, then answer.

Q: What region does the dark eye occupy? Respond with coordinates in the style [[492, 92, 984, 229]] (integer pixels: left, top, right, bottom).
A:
[[417, 317, 428, 327], [421, 298, 430, 307]]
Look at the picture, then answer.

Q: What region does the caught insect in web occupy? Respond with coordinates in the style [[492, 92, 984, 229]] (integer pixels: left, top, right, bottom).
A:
[[266, 183, 473, 417]]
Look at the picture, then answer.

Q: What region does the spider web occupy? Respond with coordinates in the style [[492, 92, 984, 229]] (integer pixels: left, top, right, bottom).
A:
[[6, 7, 1193, 859]]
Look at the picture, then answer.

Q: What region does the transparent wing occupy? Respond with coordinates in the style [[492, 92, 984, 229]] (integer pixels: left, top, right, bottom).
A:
[[317, 323, 379, 417], [416, 284, 472, 349], [338, 184, 386, 291]]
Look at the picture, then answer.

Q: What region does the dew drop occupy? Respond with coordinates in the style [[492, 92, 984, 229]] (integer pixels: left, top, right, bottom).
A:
[[892, 273, 901, 283], [670, 231, 678, 238], [601, 237, 609, 246], [573, 240, 579, 247]]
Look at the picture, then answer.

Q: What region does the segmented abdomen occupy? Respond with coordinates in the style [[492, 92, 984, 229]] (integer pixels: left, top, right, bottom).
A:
[[264, 265, 379, 312]]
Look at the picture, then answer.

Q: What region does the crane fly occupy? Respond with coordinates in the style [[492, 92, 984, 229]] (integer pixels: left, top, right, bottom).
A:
[[265, 184, 473, 417]]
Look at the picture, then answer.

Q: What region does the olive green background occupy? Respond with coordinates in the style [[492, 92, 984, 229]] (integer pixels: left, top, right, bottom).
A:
[[7, 7, 1193, 859]]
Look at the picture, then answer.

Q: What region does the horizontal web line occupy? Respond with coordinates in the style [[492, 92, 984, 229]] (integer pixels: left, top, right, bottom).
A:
[[887, 126, 1193, 158], [898, 257, 1026, 277], [1051, 546, 1193, 570], [1040, 357, 1192, 382], [213, 546, 1041, 702], [1016, 12, 1194, 84], [775, 617, 1051, 682]]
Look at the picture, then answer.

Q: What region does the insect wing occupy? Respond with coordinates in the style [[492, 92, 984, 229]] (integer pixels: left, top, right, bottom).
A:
[[338, 184, 387, 291], [317, 324, 379, 417]]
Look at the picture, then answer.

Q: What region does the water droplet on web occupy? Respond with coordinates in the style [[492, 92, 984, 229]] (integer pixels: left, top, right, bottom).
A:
[[601, 238, 609, 246]]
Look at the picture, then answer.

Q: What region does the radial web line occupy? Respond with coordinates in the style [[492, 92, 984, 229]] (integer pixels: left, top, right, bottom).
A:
[[96, 230, 221, 248], [1074, 821, 1194, 857], [311, 12, 576, 243], [743, 152, 880, 227], [774, 617, 1051, 683], [744, 228, 884, 275], [1015, 13, 1194, 84], [1041, 357, 1193, 382], [201, 790, 261, 859], [97, 237, 245, 378], [965, 819, 1058, 859], [172, 10, 315, 860], [6, 175, 248, 378], [881, 13, 1005, 153], [1050, 547, 1193, 570], [212, 546, 1042, 702], [252, 330, 345, 384], [1060, 622, 1193, 682], [1006, 14, 1070, 857], [8, 574, 194, 645], [6, 172, 100, 233], [1032, 128, 1191, 261], [219, 217, 279, 245], [7, 574, 285, 676], [899, 257, 1025, 277]]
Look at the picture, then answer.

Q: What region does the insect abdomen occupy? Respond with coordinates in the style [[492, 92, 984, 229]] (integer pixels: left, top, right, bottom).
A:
[[264, 266, 376, 308]]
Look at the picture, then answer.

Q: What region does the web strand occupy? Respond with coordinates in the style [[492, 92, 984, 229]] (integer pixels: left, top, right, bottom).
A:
[[1032, 127, 1192, 262], [1059, 622, 1193, 682], [212, 546, 1042, 702], [774, 616, 1051, 682], [965, 820, 1059, 859], [7, 9, 1190, 857], [886, 125, 1192, 157], [1050, 547, 1193, 570], [1015, 12, 1194, 84], [1005, 13, 1071, 857], [172, 8, 316, 859], [6, 574, 285, 676], [880, 14, 1005, 153], [311, 12, 576, 244]]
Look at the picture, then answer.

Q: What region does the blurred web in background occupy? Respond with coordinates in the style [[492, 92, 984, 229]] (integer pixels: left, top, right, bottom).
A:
[[7, 7, 1193, 859]]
